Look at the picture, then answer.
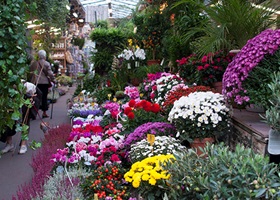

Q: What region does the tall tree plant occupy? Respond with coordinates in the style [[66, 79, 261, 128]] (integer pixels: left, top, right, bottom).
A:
[[174, 0, 278, 57]]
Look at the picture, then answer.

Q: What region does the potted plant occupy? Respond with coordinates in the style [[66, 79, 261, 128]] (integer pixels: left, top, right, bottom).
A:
[[264, 72, 280, 157], [176, 50, 235, 87], [167, 91, 231, 152], [223, 29, 280, 109]]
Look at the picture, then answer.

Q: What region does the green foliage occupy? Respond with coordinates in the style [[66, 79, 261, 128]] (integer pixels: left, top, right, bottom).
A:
[[71, 37, 85, 50], [263, 71, 280, 132], [175, 0, 277, 57], [132, 5, 171, 60], [243, 48, 280, 109], [95, 20, 108, 29], [90, 28, 128, 76], [108, 68, 129, 92], [0, 0, 29, 134], [93, 87, 115, 105], [74, 73, 101, 96], [165, 143, 280, 199], [55, 75, 72, 86]]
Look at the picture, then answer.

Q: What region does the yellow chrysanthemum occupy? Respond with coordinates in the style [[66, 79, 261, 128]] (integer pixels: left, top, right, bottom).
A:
[[132, 180, 140, 188], [142, 173, 150, 181], [149, 177, 157, 185]]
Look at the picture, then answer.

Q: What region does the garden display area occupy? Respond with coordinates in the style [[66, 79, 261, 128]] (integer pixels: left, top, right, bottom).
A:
[[1, 0, 280, 200], [16, 28, 280, 199]]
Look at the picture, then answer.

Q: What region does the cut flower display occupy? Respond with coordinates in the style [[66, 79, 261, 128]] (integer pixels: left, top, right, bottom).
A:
[[168, 91, 230, 141]]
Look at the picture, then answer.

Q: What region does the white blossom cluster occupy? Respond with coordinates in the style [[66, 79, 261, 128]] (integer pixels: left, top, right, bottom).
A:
[[154, 75, 184, 105], [118, 48, 146, 61], [168, 91, 229, 128], [118, 49, 134, 61], [134, 48, 146, 60], [129, 135, 186, 163]]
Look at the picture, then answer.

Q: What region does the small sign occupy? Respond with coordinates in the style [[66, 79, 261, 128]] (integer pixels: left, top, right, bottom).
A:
[[268, 129, 280, 155], [147, 134, 155, 146]]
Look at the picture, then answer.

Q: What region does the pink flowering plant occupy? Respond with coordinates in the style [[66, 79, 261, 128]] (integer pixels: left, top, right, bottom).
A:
[[177, 51, 235, 86], [51, 120, 126, 167], [124, 86, 140, 100], [223, 29, 280, 107], [140, 72, 172, 101]]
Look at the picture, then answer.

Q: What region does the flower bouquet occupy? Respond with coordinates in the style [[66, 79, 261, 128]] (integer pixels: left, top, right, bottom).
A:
[[128, 136, 186, 163], [140, 72, 171, 101], [168, 91, 230, 142], [67, 102, 102, 119], [223, 29, 280, 107], [124, 154, 175, 199]]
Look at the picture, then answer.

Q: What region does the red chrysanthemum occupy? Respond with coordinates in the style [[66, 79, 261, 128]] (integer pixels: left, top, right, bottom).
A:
[[128, 99, 136, 107], [124, 107, 133, 115], [127, 112, 135, 120]]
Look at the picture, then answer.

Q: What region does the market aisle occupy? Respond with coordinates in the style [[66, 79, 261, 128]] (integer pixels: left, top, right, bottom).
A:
[[0, 86, 75, 200]]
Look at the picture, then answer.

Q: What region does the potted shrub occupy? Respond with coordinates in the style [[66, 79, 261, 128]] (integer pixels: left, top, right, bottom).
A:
[[264, 72, 280, 157], [167, 91, 231, 153], [164, 143, 280, 199]]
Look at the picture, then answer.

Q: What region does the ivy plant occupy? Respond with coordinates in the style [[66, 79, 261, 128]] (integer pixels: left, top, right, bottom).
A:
[[0, 0, 29, 135]]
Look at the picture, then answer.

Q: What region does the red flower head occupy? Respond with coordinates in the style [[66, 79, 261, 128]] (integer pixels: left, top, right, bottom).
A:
[[151, 103, 161, 113], [128, 99, 136, 107], [201, 55, 208, 63], [176, 57, 187, 65], [197, 65, 204, 71], [111, 111, 118, 119], [111, 154, 121, 162], [124, 107, 133, 115], [127, 112, 135, 120]]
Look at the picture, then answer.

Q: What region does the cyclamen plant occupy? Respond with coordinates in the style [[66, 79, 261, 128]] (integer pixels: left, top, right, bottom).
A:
[[168, 91, 230, 142], [124, 86, 140, 100], [223, 29, 280, 105]]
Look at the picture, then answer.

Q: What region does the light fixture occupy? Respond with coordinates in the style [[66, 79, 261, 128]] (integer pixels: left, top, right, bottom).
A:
[[78, 19, 84, 23], [66, 5, 70, 10]]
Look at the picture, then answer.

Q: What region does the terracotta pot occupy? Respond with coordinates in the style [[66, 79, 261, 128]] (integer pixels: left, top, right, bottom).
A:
[[147, 59, 161, 66], [190, 137, 215, 156], [212, 81, 223, 94]]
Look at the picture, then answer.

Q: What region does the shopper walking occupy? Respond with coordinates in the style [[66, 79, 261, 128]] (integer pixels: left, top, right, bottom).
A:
[[30, 50, 55, 118]]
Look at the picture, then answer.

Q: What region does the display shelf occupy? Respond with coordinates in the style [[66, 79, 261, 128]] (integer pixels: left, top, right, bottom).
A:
[[50, 37, 67, 74]]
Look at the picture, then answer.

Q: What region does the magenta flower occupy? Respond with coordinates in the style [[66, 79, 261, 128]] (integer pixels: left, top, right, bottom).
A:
[[223, 29, 280, 105]]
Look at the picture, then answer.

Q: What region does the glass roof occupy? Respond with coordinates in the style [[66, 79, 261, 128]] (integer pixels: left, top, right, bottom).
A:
[[80, 0, 139, 19]]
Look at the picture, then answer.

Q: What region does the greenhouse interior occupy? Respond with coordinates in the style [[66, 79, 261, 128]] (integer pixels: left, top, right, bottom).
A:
[[0, 0, 280, 199]]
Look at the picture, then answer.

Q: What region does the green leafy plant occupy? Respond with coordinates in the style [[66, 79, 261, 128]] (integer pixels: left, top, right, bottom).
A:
[[0, 0, 29, 136], [55, 75, 73, 86], [90, 28, 129, 76], [175, 0, 277, 57], [263, 72, 280, 132], [243, 48, 280, 109], [164, 143, 280, 199]]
